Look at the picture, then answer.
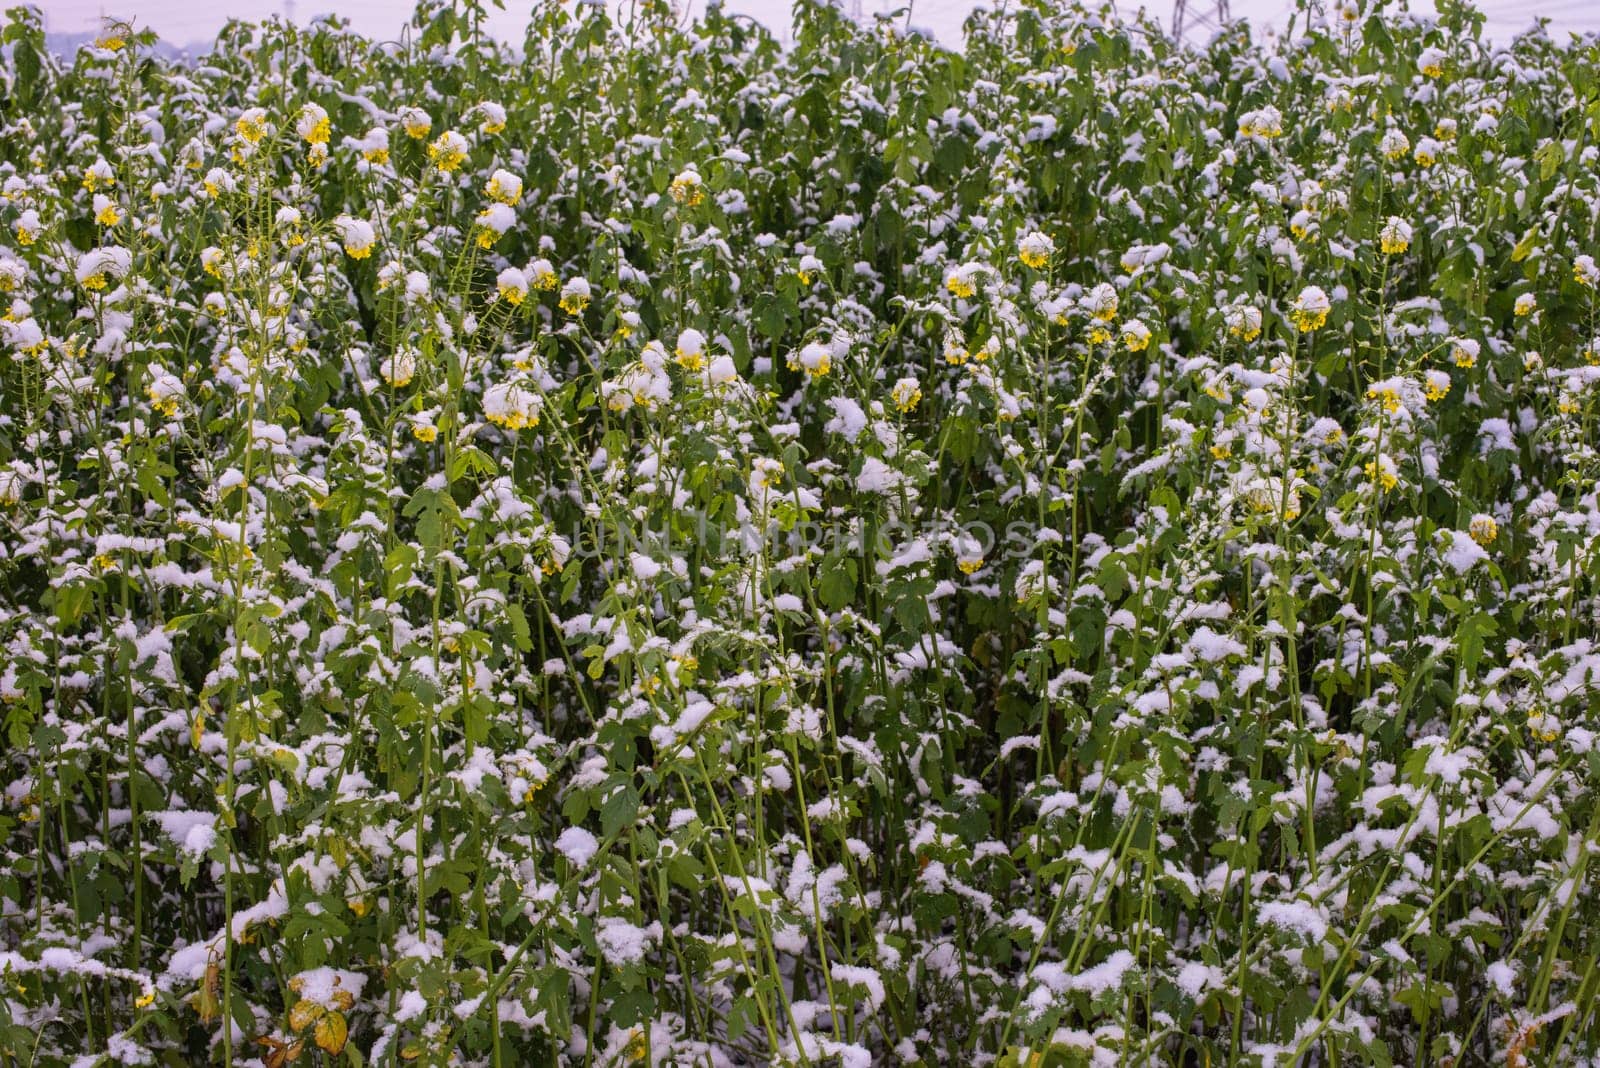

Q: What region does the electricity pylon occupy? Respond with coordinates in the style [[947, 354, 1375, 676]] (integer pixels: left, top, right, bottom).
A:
[[1172, 0, 1231, 41]]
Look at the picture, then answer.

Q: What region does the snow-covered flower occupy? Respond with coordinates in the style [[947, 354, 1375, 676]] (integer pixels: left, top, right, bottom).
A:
[[497, 267, 529, 306], [704, 354, 740, 387], [945, 262, 984, 299], [1225, 303, 1262, 342], [1017, 231, 1054, 269], [235, 107, 269, 144], [1379, 216, 1412, 255], [559, 277, 592, 315], [484, 381, 542, 429], [428, 130, 469, 172], [356, 126, 390, 164], [529, 259, 558, 291], [1238, 104, 1283, 139], [147, 370, 186, 417], [0, 257, 24, 293], [1120, 242, 1170, 274], [13, 209, 41, 246], [485, 169, 523, 206], [890, 376, 922, 413], [0, 467, 24, 506], [789, 341, 833, 379], [1381, 128, 1410, 160], [380, 350, 417, 387], [476, 101, 507, 134], [2, 316, 45, 357], [1121, 319, 1151, 352], [93, 194, 120, 227], [81, 159, 115, 191], [1083, 282, 1119, 322], [75, 246, 132, 291], [1574, 255, 1599, 289], [334, 216, 376, 259], [674, 328, 707, 371], [399, 106, 432, 139], [605, 345, 673, 412], [297, 102, 331, 145], [475, 202, 515, 248], [669, 167, 705, 207], [1469, 513, 1498, 546], [1289, 286, 1331, 332], [202, 167, 236, 198], [1364, 454, 1398, 492]]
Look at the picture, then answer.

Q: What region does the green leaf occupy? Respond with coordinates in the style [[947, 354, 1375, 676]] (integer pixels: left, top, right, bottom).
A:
[[1454, 610, 1498, 678], [753, 292, 787, 340], [818, 555, 857, 610], [600, 783, 640, 837], [506, 602, 533, 652], [1511, 226, 1539, 262], [1536, 139, 1565, 181]]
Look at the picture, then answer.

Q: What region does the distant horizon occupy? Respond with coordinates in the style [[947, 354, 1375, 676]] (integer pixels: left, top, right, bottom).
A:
[[34, 0, 1600, 53]]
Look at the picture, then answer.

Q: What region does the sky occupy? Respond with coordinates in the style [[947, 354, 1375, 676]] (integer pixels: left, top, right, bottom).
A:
[[34, 0, 1600, 50]]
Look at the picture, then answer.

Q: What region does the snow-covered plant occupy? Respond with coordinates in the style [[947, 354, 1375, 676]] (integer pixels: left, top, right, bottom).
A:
[[3, 0, 1600, 1064]]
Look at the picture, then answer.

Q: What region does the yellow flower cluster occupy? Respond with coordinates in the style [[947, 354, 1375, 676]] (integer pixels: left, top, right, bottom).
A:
[[497, 268, 529, 306], [428, 131, 469, 173], [1225, 304, 1262, 342], [674, 328, 707, 371], [1366, 385, 1401, 413], [298, 103, 331, 153], [946, 269, 977, 299], [1423, 371, 1450, 403], [1017, 231, 1054, 269], [891, 377, 922, 413], [485, 169, 523, 206], [670, 168, 705, 207], [1469, 514, 1498, 546], [1290, 286, 1331, 332], [1379, 216, 1411, 255], [1574, 255, 1599, 289], [401, 107, 432, 139], [559, 278, 592, 315], [235, 108, 269, 145], [1237, 105, 1284, 139], [1121, 319, 1152, 352]]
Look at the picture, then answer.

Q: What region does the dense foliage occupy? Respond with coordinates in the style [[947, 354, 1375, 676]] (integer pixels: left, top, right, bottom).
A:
[[4, 0, 1600, 1063]]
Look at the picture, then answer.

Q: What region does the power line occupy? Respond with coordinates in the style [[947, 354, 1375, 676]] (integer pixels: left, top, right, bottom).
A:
[[1173, 0, 1233, 41]]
